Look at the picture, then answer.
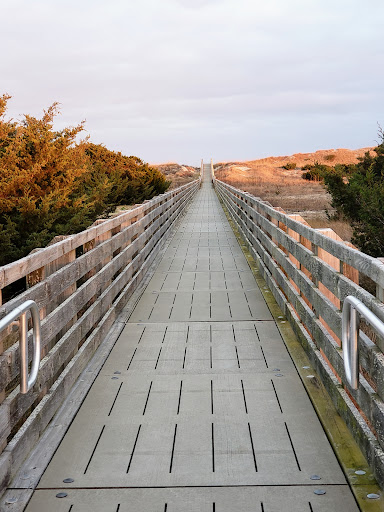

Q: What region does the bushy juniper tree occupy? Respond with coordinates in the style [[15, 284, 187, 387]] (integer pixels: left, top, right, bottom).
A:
[[324, 131, 384, 257], [0, 95, 170, 266]]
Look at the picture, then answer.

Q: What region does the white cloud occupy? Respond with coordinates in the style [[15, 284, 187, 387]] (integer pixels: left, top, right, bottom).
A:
[[1, 0, 383, 164]]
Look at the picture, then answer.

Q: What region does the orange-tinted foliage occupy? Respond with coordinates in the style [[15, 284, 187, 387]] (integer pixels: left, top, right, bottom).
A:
[[0, 95, 170, 265]]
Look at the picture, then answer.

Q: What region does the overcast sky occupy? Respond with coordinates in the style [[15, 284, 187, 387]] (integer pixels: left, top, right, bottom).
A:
[[2, 0, 384, 165]]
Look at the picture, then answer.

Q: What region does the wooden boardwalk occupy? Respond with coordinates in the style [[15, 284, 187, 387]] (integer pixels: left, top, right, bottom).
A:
[[25, 166, 359, 511]]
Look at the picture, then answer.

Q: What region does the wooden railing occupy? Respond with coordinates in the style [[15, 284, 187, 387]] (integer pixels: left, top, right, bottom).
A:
[[214, 176, 384, 487], [0, 178, 200, 492]]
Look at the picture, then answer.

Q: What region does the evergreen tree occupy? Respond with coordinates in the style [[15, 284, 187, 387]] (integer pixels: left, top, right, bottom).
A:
[[0, 96, 171, 266], [324, 133, 384, 257]]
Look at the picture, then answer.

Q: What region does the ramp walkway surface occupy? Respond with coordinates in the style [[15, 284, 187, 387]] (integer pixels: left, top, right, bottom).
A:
[[25, 166, 359, 511]]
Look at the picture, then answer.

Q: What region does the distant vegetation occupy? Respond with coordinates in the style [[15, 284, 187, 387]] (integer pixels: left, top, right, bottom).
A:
[[0, 94, 170, 266], [321, 133, 384, 257], [282, 162, 296, 170], [301, 162, 354, 182], [297, 134, 384, 256]]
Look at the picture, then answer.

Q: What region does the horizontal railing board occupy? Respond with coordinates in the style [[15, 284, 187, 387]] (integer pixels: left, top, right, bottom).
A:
[[359, 331, 384, 393]]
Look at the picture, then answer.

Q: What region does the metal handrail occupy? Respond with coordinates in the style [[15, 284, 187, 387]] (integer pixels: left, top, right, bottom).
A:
[[0, 300, 41, 394], [342, 295, 384, 390]]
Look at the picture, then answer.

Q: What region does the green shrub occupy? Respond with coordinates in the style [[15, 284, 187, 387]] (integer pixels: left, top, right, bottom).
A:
[[282, 162, 296, 170], [301, 162, 334, 181], [324, 137, 384, 256], [0, 95, 170, 266]]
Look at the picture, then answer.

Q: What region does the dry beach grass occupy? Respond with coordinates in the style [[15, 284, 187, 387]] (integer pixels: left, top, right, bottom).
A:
[[214, 147, 373, 241]]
